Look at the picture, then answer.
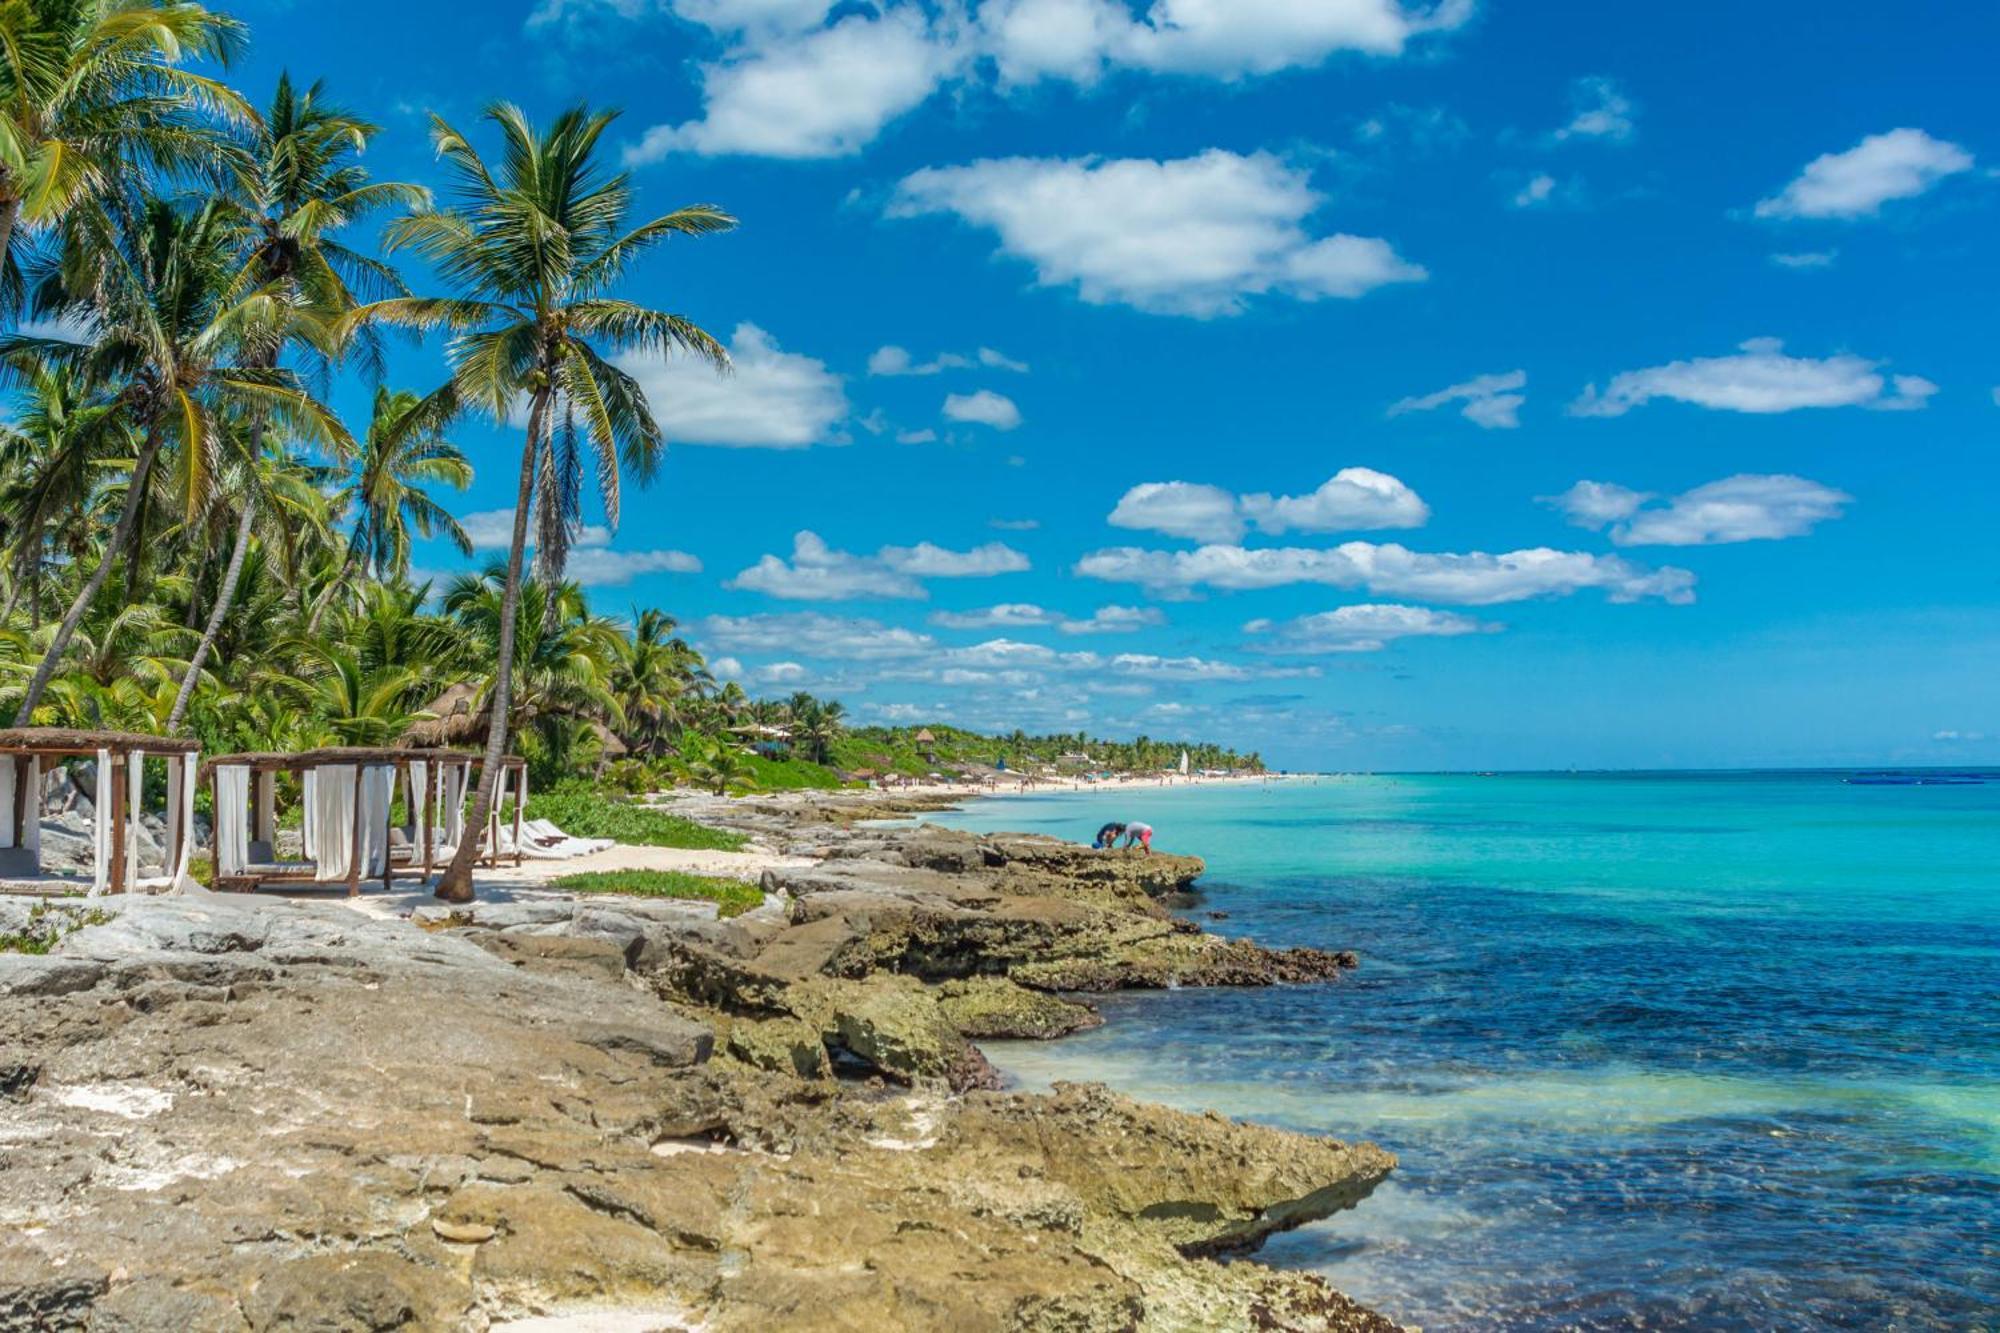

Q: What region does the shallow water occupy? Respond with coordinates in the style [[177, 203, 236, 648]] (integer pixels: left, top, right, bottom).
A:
[[934, 773, 2000, 1331]]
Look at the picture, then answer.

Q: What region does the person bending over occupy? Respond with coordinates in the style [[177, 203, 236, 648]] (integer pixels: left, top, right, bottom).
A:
[[1093, 821, 1127, 850], [1121, 822, 1154, 855]]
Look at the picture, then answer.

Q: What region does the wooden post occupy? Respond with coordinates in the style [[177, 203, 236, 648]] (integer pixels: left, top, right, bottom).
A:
[[108, 756, 127, 895], [347, 766, 364, 897]]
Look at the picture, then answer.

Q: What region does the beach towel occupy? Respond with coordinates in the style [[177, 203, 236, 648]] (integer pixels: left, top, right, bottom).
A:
[[215, 765, 250, 876]]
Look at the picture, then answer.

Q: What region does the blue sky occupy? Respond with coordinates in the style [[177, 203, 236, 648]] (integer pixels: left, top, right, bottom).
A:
[[227, 0, 1999, 770]]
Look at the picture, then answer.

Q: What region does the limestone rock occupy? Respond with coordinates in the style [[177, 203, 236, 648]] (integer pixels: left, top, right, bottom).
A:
[[937, 976, 1101, 1040]]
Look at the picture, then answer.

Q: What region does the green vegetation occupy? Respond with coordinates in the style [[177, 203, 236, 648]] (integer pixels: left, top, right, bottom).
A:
[[0, 904, 113, 955], [551, 869, 763, 919], [525, 784, 747, 852], [829, 726, 1263, 779], [0, 2, 1257, 899]]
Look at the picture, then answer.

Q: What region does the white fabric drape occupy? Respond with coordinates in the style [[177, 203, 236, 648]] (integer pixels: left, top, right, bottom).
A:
[[357, 764, 393, 878], [302, 768, 319, 861], [0, 758, 15, 847], [23, 758, 39, 858], [442, 762, 467, 848], [405, 759, 428, 848], [312, 764, 355, 882], [215, 765, 251, 876], [124, 748, 143, 888], [88, 748, 111, 896], [171, 753, 196, 891], [254, 770, 276, 844]]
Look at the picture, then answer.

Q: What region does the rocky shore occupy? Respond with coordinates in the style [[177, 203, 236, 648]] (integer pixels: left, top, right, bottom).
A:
[[0, 791, 1397, 1332]]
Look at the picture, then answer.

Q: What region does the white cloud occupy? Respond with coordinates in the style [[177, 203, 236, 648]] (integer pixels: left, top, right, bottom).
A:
[[1246, 603, 1496, 653], [1553, 76, 1634, 142], [457, 507, 700, 586], [1550, 474, 1851, 547], [1108, 468, 1428, 544], [697, 611, 936, 659], [624, 7, 958, 160], [982, 0, 1473, 83], [943, 389, 1023, 430], [1075, 541, 1696, 605], [883, 539, 1031, 577], [1771, 250, 1837, 270], [1389, 369, 1526, 429], [988, 517, 1040, 531], [896, 427, 940, 444], [726, 531, 1028, 600], [1108, 481, 1247, 543], [617, 322, 847, 447], [1933, 729, 1987, 743], [889, 150, 1425, 317], [870, 344, 1029, 376], [1511, 173, 1556, 209], [1572, 338, 1937, 417], [1754, 128, 1974, 220], [928, 602, 1164, 634]]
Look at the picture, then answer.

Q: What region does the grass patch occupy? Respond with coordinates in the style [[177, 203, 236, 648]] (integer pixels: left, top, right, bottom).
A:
[[526, 786, 747, 852], [736, 753, 849, 793], [552, 869, 764, 918], [0, 903, 113, 955]]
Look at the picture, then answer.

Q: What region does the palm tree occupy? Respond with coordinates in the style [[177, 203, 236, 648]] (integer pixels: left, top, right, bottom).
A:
[[167, 74, 424, 728], [0, 0, 249, 272], [303, 385, 471, 632], [2, 197, 351, 723], [351, 102, 732, 902], [0, 358, 131, 624]]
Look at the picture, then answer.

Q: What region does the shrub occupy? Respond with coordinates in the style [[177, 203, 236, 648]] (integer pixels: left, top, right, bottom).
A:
[[524, 782, 747, 851], [551, 869, 763, 918]]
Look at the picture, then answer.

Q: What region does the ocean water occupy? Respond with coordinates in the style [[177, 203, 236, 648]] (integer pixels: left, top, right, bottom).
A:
[[928, 773, 2000, 1331]]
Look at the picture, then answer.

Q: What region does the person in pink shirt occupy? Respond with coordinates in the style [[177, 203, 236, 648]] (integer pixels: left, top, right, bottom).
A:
[[1121, 822, 1153, 855]]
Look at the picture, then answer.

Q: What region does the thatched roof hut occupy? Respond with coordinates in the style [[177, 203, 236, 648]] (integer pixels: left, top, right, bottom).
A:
[[588, 721, 629, 759], [401, 682, 486, 748]]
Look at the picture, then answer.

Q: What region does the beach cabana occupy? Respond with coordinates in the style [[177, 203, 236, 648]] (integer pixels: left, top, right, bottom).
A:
[[0, 728, 201, 896], [204, 747, 482, 895]]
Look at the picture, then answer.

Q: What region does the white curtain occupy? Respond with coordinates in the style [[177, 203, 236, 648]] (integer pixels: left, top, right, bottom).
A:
[[406, 759, 428, 848], [312, 764, 355, 882], [442, 762, 467, 848], [88, 748, 111, 896], [124, 748, 143, 888], [357, 764, 393, 878], [254, 770, 276, 844], [215, 765, 250, 876], [302, 768, 319, 860], [23, 757, 39, 858], [0, 758, 14, 847], [171, 754, 196, 891]]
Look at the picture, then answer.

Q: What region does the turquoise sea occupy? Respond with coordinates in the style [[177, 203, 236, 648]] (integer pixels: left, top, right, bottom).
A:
[[929, 773, 2000, 1331]]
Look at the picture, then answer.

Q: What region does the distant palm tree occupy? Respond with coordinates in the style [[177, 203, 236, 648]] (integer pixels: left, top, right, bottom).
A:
[[276, 643, 424, 746], [0, 0, 249, 273], [0, 360, 130, 624], [351, 101, 732, 901]]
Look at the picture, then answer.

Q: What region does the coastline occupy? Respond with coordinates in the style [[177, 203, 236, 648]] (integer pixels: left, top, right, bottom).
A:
[[0, 782, 1395, 1331]]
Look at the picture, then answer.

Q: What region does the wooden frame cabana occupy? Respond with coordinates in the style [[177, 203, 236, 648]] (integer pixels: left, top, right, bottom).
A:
[[472, 754, 528, 869], [202, 747, 482, 896], [0, 728, 201, 896]]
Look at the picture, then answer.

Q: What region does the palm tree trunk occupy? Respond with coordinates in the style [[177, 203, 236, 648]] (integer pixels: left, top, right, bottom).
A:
[[0, 194, 18, 277], [435, 399, 543, 903], [301, 545, 363, 638], [12, 427, 163, 724], [166, 496, 255, 733]]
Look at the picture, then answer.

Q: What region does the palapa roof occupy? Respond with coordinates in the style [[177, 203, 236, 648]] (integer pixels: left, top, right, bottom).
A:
[[913, 728, 936, 743], [588, 721, 629, 758], [0, 727, 201, 756], [400, 681, 486, 748]]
